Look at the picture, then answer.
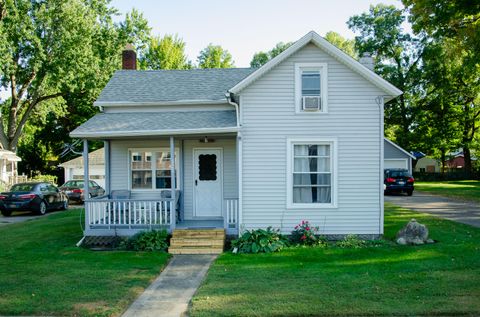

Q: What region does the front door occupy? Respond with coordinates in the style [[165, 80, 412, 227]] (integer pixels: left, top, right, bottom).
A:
[[194, 148, 223, 217]]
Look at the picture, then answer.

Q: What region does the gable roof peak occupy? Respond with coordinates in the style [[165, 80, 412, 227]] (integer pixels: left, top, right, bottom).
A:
[[229, 31, 402, 100]]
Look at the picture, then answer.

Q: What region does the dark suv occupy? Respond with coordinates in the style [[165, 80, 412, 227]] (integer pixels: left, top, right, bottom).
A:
[[384, 169, 414, 196]]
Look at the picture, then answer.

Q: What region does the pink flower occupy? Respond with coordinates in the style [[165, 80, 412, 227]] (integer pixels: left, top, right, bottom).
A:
[[301, 235, 306, 240], [306, 227, 310, 231], [295, 225, 298, 229]]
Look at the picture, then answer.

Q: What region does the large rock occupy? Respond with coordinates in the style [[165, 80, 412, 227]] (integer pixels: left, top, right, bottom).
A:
[[396, 219, 430, 245]]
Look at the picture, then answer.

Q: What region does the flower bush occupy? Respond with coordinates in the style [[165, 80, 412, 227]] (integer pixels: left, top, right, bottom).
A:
[[291, 220, 321, 246], [336, 234, 366, 249], [231, 227, 289, 254]]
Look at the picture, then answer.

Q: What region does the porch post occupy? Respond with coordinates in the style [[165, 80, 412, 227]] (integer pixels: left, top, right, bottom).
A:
[[104, 140, 110, 195], [83, 139, 90, 232], [170, 136, 176, 230]]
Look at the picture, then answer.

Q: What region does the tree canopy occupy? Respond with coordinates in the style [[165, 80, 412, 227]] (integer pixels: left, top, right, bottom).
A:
[[139, 34, 191, 70], [250, 42, 292, 68], [197, 44, 234, 68]]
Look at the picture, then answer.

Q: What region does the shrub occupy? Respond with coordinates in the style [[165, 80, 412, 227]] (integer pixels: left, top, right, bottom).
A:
[[123, 230, 169, 252], [232, 227, 289, 254], [336, 234, 366, 249], [291, 220, 320, 246], [30, 174, 58, 186]]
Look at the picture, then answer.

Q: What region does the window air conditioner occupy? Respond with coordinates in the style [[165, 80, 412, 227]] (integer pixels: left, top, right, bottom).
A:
[[302, 96, 321, 111]]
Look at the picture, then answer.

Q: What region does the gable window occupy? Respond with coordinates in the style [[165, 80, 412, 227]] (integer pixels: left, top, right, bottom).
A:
[[287, 138, 337, 208], [130, 149, 179, 190], [295, 63, 328, 113]]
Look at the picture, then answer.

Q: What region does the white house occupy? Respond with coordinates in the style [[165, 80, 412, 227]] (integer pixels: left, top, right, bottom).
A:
[[0, 149, 22, 186], [71, 31, 402, 243], [59, 148, 106, 188]]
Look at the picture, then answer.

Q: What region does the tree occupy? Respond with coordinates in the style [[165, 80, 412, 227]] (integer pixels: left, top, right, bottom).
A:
[[0, 0, 150, 153], [139, 34, 192, 70], [250, 42, 292, 68], [324, 31, 357, 59], [348, 4, 425, 150], [197, 44, 234, 68], [403, 0, 480, 174]]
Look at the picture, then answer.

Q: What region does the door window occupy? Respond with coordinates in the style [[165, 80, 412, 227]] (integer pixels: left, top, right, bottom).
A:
[[198, 154, 217, 181]]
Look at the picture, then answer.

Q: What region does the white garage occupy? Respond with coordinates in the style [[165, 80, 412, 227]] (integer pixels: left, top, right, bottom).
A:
[[384, 138, 415, 173], [59, 148, 105, 188]]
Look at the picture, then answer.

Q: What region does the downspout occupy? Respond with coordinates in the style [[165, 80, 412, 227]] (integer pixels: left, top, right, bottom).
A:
[[376, 96, 385, 236], [226, 92, 243, 235]]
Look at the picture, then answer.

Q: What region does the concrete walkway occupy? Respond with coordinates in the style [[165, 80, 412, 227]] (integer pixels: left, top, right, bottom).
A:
[[385, 191, 480, 228], [122, 254, 217, 317]]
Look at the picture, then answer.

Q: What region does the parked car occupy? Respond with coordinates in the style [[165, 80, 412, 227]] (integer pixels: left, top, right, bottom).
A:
[[0, 182, 69, 216], [59, 180, 105, 203], [384, 168, 414, 196]]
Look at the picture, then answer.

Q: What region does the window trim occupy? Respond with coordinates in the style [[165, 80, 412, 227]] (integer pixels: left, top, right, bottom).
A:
[[286, 138, 338, 209], [294, 63, 328, 114], [128, 148, 180, 191]]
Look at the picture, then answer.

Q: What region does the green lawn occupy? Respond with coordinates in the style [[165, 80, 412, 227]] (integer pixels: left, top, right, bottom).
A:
[[190, 204, 480, 317], [415, 180, 480, 202], [0, 210, 170, 317]]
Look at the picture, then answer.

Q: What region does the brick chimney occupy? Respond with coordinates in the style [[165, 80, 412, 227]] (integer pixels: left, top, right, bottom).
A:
[[122, 43, 137, 70], [359, 52, 374, 71]]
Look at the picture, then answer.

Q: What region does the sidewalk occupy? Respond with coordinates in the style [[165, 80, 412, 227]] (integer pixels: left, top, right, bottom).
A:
[[122, 254, 217, 317]]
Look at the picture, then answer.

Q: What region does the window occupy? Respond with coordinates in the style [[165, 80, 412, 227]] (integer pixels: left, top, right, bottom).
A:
[[295, 63, 328, 113], [130, 149, 179, 190], [287, 138, 337, 208]]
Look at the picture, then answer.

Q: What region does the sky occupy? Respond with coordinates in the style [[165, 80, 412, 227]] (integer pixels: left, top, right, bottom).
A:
[[111, 0, 405, 67]]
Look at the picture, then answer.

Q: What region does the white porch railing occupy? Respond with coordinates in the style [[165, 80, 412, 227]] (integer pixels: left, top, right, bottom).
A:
[[224, 198, 239, 234], [85, 198, 173, 230]]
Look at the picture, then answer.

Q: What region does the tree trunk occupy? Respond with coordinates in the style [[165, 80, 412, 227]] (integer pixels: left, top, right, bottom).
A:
[[463, 146, 472, 177]]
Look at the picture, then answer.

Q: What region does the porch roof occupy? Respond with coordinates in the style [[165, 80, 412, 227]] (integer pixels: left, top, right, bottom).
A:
[[70, 110, 238, 138]]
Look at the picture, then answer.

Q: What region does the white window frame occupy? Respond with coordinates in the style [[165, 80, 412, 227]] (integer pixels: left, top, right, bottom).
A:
[[286, 138, 338, 209], [128, 148, 180, 191], [295, 63, 328, 114]]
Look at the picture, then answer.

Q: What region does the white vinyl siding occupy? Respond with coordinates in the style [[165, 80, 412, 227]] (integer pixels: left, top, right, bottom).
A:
[[240, 43, 384, 235]]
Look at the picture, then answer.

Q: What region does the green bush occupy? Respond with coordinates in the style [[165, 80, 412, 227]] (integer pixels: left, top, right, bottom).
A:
[[30, 174, 58, 186], [336, 234, 366, 249], [123, 230, 169, 252], [231, 227, 289, 254]]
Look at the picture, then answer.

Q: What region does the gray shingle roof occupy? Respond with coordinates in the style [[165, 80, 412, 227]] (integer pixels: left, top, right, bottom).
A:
[[96, 68, 256, 104], [60, 148, 104, 167], [70, 110, 237, 138]]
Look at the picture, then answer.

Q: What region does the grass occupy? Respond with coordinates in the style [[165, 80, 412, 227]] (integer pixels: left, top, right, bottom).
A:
[[0, 209, 170, 317], [190, 203, 480, 317], [415, 180, 480, 202]]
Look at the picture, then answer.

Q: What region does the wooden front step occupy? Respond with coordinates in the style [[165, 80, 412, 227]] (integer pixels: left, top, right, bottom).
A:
[[169, 229, 225, 254]]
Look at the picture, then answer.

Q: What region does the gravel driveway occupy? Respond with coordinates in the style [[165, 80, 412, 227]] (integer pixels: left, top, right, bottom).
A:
[[385, 191, 480, 228]]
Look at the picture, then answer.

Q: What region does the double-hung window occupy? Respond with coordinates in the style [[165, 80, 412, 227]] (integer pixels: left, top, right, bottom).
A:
[[130, 149, 179, 190], [295, 63, 328, 113], [287, 139, 337, 208]]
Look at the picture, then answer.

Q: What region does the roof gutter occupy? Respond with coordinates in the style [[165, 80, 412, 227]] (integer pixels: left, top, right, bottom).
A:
[[226, 92, 240, 127]]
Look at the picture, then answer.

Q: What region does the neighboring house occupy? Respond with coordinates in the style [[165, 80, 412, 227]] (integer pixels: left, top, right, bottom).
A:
[[414, 156, 441, 173], [71, 31, 402, 238], [0, 149, 22, 186], [384, 138, 416, 173], [444, 151, 477, 170], [59, 148, 106, 188]]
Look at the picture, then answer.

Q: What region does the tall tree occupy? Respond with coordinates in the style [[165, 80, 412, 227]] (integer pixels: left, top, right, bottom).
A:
[[403, 0, 480, 174], [348, 4, 425, 150], [324, 31, 358, 59], [197, 44, 234, 68], [139, 34, 192, 70], [0, 0, 150, 152], [250, 42, 292, 68]]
